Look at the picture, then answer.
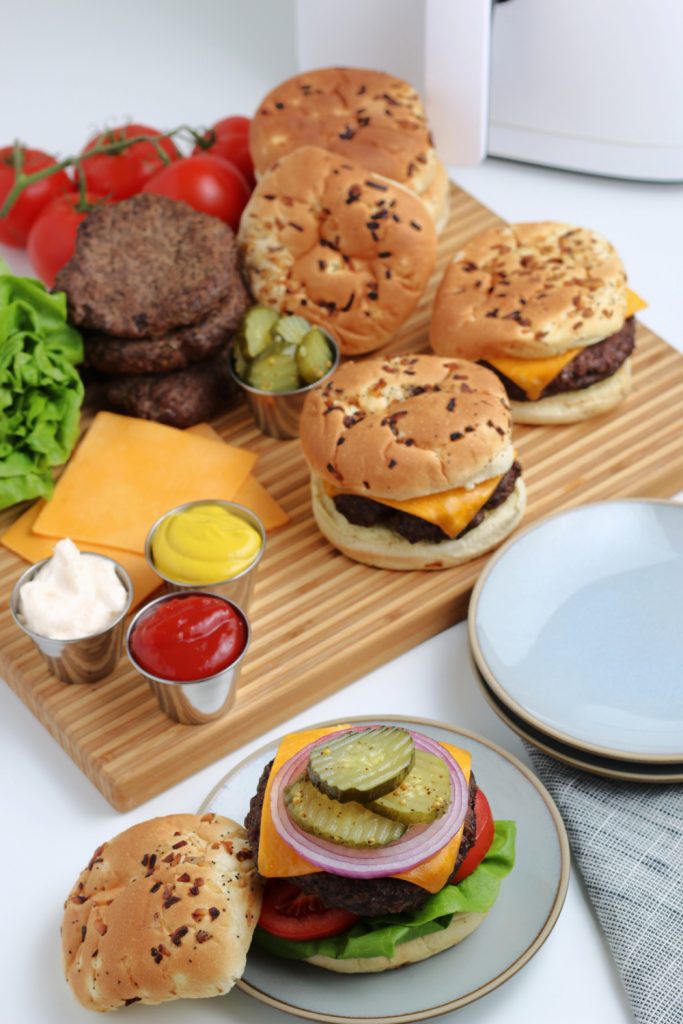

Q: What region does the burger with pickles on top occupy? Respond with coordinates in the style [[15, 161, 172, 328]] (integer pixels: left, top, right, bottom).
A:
[[244, 723, 515, 972]]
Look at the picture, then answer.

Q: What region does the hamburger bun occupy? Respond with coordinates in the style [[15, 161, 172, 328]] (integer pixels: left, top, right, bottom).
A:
[[510, 356, 633, 424], [306, 911, 487, 973], [300, 355, 514, 499], [238, 146, 437, 355], [431, 221, 628, 361], [310, 471, 526, 570], [61, 813, 262, 1011], [249, 66, 448, 229], [300, 355, 525, 569]]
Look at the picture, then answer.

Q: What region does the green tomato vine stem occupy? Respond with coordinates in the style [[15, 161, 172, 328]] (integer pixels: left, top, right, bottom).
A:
[[0, 124, 216, 219]]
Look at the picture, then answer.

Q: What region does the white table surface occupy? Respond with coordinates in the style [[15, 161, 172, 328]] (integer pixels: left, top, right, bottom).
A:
[[2, 5, 682, 1019]]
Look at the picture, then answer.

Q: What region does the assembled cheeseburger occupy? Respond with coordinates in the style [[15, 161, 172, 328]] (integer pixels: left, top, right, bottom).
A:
[[299, 354, 526, 570], [430, 221, 637, 424], [244, 723, 515, 972]]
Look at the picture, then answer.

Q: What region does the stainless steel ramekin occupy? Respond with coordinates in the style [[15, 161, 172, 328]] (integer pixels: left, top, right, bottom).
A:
[[10, 555, 133, 684], [227, 331, 340, 439], [125, 591, 251, 726]]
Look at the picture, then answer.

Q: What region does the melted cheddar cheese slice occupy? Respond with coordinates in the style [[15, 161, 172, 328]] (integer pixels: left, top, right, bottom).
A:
[[487, 288, 646, 402], [625, 288, 647, 318], [486, 349, 582, 402], [257, 726, 472, 894], [325, 475, 502, 540]]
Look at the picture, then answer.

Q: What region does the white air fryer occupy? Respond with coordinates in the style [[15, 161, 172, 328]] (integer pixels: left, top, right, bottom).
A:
[[295, 0, 683, 182]]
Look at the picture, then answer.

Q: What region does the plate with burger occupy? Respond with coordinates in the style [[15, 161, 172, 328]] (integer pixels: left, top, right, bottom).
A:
[[201, 715, 570, 1022]]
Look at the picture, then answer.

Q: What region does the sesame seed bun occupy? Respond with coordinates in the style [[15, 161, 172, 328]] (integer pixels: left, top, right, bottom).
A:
[[238, 147, 437, 355], [61, 814, 262, 1011], [250, 67, 438, 201], [310, 473, 526, 571], [305, 911, 488, 972], [430, 222, 628, 361], [299, 355, 514, 499]]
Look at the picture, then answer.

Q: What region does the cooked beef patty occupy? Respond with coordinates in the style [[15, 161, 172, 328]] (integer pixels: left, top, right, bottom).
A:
[[244, 760, 478, 916], [84, 279, 249, 375], [332, 461, 522, 545], [55, 193, 242, 338], [481, 317, 635, 402], [103, 347, 232, 428]]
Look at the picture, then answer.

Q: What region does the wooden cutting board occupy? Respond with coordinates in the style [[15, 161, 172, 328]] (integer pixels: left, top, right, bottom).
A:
[[2, 183, 683, 811]]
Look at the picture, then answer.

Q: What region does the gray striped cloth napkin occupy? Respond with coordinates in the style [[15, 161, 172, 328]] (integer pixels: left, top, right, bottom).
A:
[[526, 749, 683, 1024]]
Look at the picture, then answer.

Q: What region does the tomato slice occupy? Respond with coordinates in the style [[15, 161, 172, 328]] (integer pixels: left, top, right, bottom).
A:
[[259, 880, 358, 941], [451, 788, 495, 884]]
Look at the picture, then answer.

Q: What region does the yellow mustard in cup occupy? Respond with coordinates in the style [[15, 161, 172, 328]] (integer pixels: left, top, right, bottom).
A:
[[151, 503, 262, 585]]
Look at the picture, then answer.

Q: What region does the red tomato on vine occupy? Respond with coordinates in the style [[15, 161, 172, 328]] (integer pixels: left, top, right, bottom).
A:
[[0, 147, 74, 247], [80, 124, 179, 200]]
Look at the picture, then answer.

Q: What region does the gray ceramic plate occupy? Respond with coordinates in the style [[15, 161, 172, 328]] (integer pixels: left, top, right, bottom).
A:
[[473, 667, 683, 784], [470, 499, 683, 763], [201, 715, 570, 1023]]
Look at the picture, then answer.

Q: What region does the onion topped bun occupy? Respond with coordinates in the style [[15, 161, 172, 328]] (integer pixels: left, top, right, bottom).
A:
[[61, 814, 262, 1011], [430, 222, 634, 424], [238, 146, 437, 356], [250, 67, 450, 231], [299, 354, 526, 569]]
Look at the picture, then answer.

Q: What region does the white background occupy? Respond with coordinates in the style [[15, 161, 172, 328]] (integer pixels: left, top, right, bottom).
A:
[[2, 2, 682, 1021]]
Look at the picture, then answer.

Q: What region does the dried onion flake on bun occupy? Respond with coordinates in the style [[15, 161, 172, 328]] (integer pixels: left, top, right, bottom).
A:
[[430, 221, 634, 424], [299, 354, 526, 569]]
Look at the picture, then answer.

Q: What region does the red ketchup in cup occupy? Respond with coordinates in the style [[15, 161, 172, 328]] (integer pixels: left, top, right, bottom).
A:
[[129, 593, 247, 681]]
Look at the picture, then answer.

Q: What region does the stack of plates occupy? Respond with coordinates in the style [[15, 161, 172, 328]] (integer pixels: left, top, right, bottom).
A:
[[469, 499, 683, 783]]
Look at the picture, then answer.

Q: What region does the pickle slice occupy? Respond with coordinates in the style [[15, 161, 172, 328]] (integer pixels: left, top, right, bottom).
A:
[[241, 306, 280, 358], [285, 777, 406, 848], [230, 338, 249, 381], [369, 749, 452, 826], [297, 328, 334, 385], [273, 315, 311, 346], [247, 343, 300, 392], [308, 726, 415, 803]]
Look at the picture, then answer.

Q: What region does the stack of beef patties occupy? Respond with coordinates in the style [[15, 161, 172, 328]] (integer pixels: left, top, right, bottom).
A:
[[55, 193, 249, 427]]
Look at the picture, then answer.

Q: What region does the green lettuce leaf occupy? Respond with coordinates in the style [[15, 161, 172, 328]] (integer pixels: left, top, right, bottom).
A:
[[254, 819, 516, 962], [0, 262, 84, 510]]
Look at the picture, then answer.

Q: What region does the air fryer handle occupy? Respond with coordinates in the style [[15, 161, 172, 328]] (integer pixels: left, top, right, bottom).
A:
[[424, 0, 492, 166]]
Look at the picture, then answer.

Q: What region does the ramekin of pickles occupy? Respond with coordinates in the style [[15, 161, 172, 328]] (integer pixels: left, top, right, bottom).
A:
[[228, 306, 340, 439]]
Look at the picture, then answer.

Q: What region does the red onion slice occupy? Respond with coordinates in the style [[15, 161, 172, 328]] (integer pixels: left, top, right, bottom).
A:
[[269, 727, 468, 879]]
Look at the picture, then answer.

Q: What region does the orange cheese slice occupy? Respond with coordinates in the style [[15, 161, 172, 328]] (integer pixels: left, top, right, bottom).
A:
[[32, 412, 257, 554], [1, 501, 161, 611], [187, 424, 289, 531], [487, 288, 646, 402], [625, 288, 647, 319], [487, 349, 582, 402], [325, 475, 502, 540], [257, 726, 472, 894]]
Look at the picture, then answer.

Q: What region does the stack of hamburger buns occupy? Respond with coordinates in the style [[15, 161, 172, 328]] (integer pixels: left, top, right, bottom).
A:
[[56, 193, 249, 427], [250, 67, 451, 233], [238, 145, 437, 356]]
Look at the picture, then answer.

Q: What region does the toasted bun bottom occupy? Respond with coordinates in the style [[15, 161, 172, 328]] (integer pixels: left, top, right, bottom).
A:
[[510, 358, 632, 425], [305, 911, 488, 973], [311, 475, 526, 570]]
